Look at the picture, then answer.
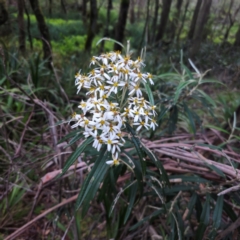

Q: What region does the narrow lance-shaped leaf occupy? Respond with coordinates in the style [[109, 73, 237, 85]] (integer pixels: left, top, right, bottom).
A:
[[144, 82, 154, 105], [141, 141, 169, 186], [174, 80, 196, 104], [57, 137, 94, 178], [212, 195, 223, 229], [183, 102, 196, 134], [124, 181, 138, 224], [75, 145, 109, 211]]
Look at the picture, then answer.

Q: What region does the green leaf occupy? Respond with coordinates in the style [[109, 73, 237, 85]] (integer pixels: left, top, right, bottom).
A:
[[75, 145, 109, 211], [109, 180, 136, 216], [204, 124, 229, 134], [196, 194, 210, 240], [141, 142, 169, 186], [65, 132, 84, 148], [168, 105, 178, 134], [58, 129, 83, 144], [196, 89, 216, 107], [203, 162, 225, 178], [144, 82, 154, 105], [81, 158, 110, 216], [183, 102, 196, 134], [164, 185, 199, 195], [180, 51, 193, 79], [222, 199, 237, 222], [186, 193, 197, 219], [169, 175, 210, 183], [201, 194, 210, 224], [122, 150, 143, 195], [212, 195, 223, 229], [124, 181, 138, 224], [57, 137, 94, 178], [200, 78, 224, 85], [129, 209, 165, 231], [126, 123, 146, 177], [131, 136, 146, 176], [174, 80, 196, 104], [197, 143, 222, 150], [157, 106, 169, 123]]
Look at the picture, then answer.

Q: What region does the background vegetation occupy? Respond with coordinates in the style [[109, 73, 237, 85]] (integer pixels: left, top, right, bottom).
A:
[[1, 0, 240, 239]]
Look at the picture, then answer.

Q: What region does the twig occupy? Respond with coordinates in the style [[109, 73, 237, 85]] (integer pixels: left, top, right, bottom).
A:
[[218, 184, 240, 196], [4, 194, 78, 240], [215, 215, 240, 240]]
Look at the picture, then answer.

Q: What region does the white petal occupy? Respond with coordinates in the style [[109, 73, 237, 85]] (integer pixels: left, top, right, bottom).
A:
[[106, 160, 113, 165]]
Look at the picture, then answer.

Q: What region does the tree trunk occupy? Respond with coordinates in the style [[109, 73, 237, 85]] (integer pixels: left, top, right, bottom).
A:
[[169, 0, 183, 41], [129, 0, 135, 24], [17, 0, 25, 53], [150, 0, 159, 44], [29, 0, 52, 63], [176, 0, 190, 42], [139, 0, 150, 49], [114, 0, 130, 51], [222, 0, 240, 44], [189, 0, 212, 58], [155, 0, 172, 43], [49, 0, 52, 16], [100, 0, 112, 51], [85, 0, 97, 52], [188, 0, 202, 40], [61, 0, 67, 14], [0, 0, 8, 25], [234, 25, 240, 47], [82, 0, 87, 18]]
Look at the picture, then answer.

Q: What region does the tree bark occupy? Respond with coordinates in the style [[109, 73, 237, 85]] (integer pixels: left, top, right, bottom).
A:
[[25, 4, 33, 50], [176, 0, 190, 42], [169, 0, 183, 40], [82, 0, 87, 18], [114, 0, 130, 51], [0, 0, 8, 25], [140, 0, 150, 48], [61, 0, 67, 14], [150, 0, 159, 44], [29, 0, 52, 63], [222, 0, 240, 44], [189, 0, 212, 58], [17, 0, 25, 53], [155, 0, 172, 43], [234, 25, 240, 47], [129, 0, 135, 24], [48, 0, 52, 16], [188, 0, 202, 40], [85, 0, 97, 52], [100, 0, 112, 52]]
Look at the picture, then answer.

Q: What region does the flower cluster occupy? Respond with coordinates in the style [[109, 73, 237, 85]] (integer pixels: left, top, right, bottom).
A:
[[70, 51, 157, 165]]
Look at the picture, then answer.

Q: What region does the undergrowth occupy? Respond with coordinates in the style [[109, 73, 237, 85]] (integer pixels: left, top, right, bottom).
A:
[[1, 40, 240, 239]]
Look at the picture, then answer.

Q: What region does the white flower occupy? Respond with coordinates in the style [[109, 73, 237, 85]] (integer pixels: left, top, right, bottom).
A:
[[102, 135, 120, 153], [128, 83, 142, 97], [93, 135, 104, 151], [90, 56, 98, 66], [147, 73, 154, 85], [133, 108, 142, 122], [106, 156, 120, 166], [149, 118, 158, 131], [133, 120, 149, 132], [69, 50, 158, 163]]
